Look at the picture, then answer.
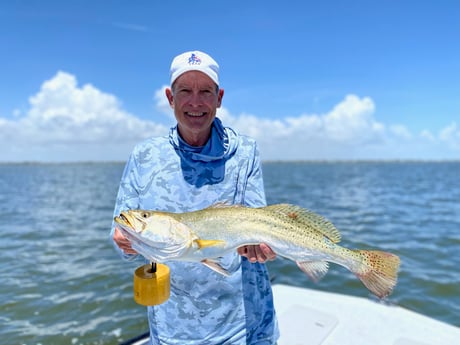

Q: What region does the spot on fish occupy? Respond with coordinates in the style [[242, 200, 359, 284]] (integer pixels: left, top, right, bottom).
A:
[[287, 212, 298, 219]]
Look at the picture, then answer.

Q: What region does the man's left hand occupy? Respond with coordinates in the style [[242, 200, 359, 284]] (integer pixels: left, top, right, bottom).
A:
[[237, 244, 276, 263]]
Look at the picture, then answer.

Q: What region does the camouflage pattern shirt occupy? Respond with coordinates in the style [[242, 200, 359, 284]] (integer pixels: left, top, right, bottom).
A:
[[111, 118, 279, 344]]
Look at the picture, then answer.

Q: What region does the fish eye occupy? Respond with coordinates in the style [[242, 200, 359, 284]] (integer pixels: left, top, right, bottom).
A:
[[141, 212, 149, 218]]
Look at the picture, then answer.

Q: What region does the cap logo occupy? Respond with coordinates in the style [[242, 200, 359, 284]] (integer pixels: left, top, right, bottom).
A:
[[188, 53, 202, 65]]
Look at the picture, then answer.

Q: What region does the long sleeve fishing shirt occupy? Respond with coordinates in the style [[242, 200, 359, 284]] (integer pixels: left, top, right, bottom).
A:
[[111, 118, 279, 345]]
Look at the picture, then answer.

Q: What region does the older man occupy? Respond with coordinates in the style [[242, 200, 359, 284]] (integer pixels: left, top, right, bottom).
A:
[[111, 51, 279, 344]]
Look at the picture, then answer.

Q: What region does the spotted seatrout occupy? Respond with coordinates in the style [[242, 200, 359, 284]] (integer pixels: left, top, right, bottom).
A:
[[114, 203, 400, 298]]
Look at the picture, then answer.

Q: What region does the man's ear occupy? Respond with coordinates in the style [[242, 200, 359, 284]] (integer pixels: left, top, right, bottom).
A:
[[165, 88, 174, 108], [217, 88, 224, 108]]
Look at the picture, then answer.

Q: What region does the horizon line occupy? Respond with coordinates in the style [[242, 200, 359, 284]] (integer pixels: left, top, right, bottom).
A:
[[1, 159, 459, 165]]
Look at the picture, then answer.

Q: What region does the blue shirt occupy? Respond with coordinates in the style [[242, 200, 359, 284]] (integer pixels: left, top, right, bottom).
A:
[[111, 118, 279, 344]]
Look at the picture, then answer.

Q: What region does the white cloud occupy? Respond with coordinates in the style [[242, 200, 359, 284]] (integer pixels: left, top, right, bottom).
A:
[[439, 122, 460, 150], [390, 125, 413, 140], [219, 95, 385, 150], [219, 95, 459, 161], [1, 71, 459, 162], [420, 130, 435, 142], [323, 95, 379, 142], [1, 71, 167, 162]]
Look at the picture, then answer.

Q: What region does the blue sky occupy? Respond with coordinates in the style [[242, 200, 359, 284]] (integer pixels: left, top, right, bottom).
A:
[[1, 1, 459, 161]]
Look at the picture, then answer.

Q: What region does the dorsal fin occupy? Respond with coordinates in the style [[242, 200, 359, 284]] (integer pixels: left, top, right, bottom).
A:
[[207, 202, 241, 209], [264, 204, 341, 243]]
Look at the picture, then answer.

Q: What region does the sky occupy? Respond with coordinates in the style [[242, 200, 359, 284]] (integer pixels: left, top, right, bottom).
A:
[[1, 0, 459, 162]]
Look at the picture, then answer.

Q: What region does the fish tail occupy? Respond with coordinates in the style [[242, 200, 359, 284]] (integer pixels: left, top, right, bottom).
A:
[[353, 250, 401, 298]]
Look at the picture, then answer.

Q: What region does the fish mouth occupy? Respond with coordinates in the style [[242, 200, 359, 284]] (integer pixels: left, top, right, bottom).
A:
[[115, 212, 133, 228], [119, 213, 129, 223]]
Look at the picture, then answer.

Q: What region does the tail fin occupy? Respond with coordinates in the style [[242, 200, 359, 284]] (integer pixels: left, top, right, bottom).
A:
[[354, 250, 401, 298]]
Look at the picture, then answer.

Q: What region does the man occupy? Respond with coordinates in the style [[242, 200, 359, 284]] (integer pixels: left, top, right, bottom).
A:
[[111, 51, 279, 344]]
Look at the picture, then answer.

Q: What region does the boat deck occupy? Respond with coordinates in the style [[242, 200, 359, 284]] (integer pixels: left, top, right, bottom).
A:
[[123, 284, 460, 344], [273, 284, 459, 345]]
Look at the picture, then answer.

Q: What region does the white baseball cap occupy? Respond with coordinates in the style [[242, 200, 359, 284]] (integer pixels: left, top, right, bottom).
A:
[[170, 51, 219, 86]]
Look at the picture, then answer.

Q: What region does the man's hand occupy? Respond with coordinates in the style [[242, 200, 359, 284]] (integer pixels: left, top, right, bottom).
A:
[[237, 244, 276, 263], [113, 227, 138, 255]]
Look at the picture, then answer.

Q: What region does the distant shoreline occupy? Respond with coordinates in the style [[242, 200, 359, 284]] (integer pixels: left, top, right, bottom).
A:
[[1, 159, 459, 165]]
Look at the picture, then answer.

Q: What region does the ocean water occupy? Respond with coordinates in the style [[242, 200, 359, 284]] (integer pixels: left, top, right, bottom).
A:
[[1, 162, 459, 344]]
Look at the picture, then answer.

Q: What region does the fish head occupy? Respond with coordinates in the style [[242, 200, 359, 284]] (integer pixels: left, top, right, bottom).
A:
[[114, 210, 195, 261]]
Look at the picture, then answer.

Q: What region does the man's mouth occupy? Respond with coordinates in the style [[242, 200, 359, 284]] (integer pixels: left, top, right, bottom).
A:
[[186, 112, 206, 117]]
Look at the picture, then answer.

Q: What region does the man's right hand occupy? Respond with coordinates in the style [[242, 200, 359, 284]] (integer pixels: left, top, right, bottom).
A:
[[113, 227, 138, 255]]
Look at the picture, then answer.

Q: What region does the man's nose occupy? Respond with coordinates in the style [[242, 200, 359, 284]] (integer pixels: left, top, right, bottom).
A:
[[187, 92, 203, 106]]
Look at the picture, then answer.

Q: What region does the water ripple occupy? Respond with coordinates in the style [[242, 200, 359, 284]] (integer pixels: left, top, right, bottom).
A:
[[1, 162, 459, 344]]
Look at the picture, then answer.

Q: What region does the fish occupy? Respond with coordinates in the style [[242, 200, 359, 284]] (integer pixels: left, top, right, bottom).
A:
[[114, 203, 400, 298]]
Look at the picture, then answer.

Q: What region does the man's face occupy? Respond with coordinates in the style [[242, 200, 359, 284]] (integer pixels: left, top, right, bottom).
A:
[[166, 71, 224, 146]]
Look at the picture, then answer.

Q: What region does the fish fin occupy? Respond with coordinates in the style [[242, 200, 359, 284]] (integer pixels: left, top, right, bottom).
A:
[[296, 261, 329, 283], [201, 259, 231, 277], [264, 204, 341, 243], [353, 250, 401, 299], [194, 239, 226, 249], [207, 202, 241, 209]]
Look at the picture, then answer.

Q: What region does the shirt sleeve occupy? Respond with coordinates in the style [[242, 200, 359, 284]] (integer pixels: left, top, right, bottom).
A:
[[110, 152, 142, 261]]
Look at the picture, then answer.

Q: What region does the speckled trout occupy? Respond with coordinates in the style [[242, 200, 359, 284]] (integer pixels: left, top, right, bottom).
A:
[[114, 203, 400, 298]]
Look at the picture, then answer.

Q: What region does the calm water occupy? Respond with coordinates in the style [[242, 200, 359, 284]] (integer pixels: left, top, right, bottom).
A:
[[1, 162, 459, 344]]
